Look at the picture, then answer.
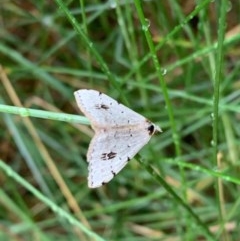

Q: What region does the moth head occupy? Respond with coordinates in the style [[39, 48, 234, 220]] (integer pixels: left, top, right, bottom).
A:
[[147, 123, 162, 135]]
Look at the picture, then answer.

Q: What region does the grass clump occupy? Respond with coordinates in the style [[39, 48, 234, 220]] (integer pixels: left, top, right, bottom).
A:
[[0, 0, 240, 240]]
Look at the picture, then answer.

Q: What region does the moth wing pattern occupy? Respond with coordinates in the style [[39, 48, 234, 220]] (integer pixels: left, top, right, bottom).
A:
[[74, 89, 147, 129], [87, 127, 153, 188], [74, 89, 161, 188]]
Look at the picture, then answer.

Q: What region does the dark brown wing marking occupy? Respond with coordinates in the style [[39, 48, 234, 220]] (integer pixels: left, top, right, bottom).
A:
[[101, 151, 117, 160], [95, 104, 109, 110]]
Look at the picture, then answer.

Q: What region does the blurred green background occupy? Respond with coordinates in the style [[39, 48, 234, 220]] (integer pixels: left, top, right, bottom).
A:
[[0, 0, 240, 240]]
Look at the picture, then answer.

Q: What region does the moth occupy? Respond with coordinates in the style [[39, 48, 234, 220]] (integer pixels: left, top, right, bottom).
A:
[[74, 89, 161, 188]]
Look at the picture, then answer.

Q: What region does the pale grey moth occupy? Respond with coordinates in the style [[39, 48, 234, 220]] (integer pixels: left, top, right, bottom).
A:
[[74, 89, 161, 188]]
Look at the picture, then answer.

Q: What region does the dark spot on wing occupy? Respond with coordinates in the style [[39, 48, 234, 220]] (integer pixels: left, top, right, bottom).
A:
[[95, 104, 109, 110], [127, 157, 130, 162], [111, 171, 116, 176], [101, 151, 117, 160]]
